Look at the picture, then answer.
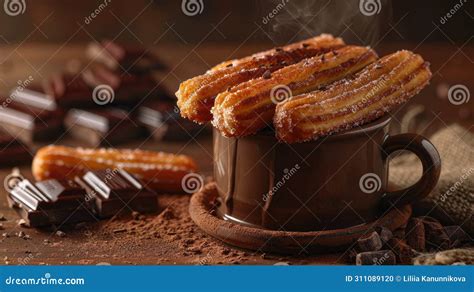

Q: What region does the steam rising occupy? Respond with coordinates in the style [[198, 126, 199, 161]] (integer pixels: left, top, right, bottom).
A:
[[259, 0, 392, 46]]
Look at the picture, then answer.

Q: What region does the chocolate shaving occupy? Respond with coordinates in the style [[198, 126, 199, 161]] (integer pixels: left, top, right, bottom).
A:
[[262, 70, 272, 79]]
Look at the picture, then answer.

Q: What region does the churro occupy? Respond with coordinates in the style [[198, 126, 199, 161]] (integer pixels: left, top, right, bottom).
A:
[[212, 46, 378, 137], [32, 145, 198, 193], [274, 50, 432, 143], [176, 34, 344, 123]]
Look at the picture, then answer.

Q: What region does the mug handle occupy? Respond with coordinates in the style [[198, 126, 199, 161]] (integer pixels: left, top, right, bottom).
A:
[[381, 133, 441, 209]]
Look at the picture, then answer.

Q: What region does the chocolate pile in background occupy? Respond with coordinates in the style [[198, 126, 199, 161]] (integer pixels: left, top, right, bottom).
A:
[[347, 216, 472, 265], [0, 40, 206, 151]]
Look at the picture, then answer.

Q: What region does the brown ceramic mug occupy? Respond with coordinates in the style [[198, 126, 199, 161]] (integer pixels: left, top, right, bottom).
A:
[[213, 117, 441, 231]]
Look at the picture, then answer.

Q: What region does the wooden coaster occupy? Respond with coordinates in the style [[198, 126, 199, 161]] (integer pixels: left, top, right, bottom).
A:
[[189, 182, 412, 255]]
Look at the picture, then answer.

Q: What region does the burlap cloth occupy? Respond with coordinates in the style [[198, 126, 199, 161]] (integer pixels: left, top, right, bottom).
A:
[[390, 124, 473, 234], [389, 124, 473, 265]]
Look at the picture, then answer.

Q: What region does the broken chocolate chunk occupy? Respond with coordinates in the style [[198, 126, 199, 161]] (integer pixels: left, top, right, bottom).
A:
[[356, 250, 396, 265], [64, 108, 145, 146], [136, 99, 207, 141], [356, 231, 383, 252], [406, 217, 426, 251], [375, 226, 393, 244], [421, 217, 450, 250], [386, 238, 416, 265], [0, 90, 64, 144], [75, 169, 158, 218], [7, 178, 95, 227]]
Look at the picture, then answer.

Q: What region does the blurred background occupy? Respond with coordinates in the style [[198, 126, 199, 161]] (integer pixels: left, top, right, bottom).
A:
[[0, 0, 472, 138], [0, 0, 471, 44]]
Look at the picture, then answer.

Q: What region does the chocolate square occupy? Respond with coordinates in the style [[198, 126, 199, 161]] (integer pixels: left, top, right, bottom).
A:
[[75, 169, 158, 218], [7, 178, 95, 227], [0, 90, 64, 143], [137, 99, 208, 141], [64, 108, 145, 146]]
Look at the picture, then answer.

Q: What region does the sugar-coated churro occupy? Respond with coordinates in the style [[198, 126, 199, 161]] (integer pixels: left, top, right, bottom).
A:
[[274, 50, 432, 143], [176, 34, 344, 123], [212, 46, 378, 137], [32, 145, 198, 193]]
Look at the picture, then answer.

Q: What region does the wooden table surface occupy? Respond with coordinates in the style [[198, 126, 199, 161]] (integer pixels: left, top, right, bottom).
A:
[[0, 42, 472, 265]]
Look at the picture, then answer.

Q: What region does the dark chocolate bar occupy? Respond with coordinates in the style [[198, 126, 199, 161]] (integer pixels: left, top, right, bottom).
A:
[[41, 69, 162, 109], [64, 108, 145, 146], [137, 99, 208, 141], [82, 65, 163, 106], [0, 89, 64, 143], [86, 40, 167, 74], [7, 178, 95, 227], [41, 73, 94, 109], [75, 169, 158, 218], [0, 130, 32, 166]]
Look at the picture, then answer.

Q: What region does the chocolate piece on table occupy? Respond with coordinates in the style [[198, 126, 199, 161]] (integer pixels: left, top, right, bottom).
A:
[[406, 217, 426, 252], [420, 216, 450, 250], [75, 169, 158, 218], [356, 231, 383, 252], [386, 238, 415, 265], [7, 178, 95, 227], [0, 90, 63, 143], [137, 99, 207, 141], [0, 130, 32, 166], [86, 40, 167, 74], [356, 250, 396, 265], [64, 108, 145, 146]]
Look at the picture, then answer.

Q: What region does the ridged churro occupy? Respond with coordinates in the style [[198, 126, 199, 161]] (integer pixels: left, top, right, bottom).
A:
[[32, 145, 198, 193], [176, 34, 344, 123], [211, 46, 378, 137], [274, 50, 432, 143]]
